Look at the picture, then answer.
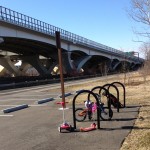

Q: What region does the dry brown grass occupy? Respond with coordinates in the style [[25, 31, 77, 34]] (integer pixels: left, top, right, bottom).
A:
[[120, 72, 150, 150]]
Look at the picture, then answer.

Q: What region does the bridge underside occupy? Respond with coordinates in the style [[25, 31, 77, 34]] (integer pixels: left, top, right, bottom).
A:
[[0, 37, 143, 77]]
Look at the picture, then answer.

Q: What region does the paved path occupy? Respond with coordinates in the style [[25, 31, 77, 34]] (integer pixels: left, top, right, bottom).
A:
[[0, 85, 140, 150]]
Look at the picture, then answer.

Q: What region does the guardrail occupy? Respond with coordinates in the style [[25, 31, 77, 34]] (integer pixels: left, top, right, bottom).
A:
[[0, 6, 143, 62]]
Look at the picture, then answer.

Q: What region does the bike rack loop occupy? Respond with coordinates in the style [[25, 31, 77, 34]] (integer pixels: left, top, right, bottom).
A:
[[111, 82, 126, 108], [72, 90, 100, 130], [88, 86, 112, 118], [100, 84, 120, 113]]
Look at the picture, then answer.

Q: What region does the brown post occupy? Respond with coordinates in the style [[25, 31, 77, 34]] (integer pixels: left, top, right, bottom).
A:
[[55, 31, 66, 108]]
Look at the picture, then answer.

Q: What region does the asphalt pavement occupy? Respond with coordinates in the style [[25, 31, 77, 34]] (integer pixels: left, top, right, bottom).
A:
[[0, 84, 140, 150], [0, 98, 140, 150]]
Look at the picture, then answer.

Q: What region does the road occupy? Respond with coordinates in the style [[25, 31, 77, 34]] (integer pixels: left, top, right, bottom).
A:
[[0, 79, 140, 150]]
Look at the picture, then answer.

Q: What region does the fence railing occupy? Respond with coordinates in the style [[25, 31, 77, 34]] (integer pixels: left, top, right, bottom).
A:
[[0, 6, 143, 62]]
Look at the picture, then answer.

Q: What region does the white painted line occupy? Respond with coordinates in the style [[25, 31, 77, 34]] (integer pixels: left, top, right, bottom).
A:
[[0, 104, 47, 107], [0, 84, 61, 95], [58, 108, 69, 110], [0, 99, 38, 101], [13, 94, 56, 96], [33, 93, 58, 96], [0, 114, 14, 117], [0, 105, 22, 107]]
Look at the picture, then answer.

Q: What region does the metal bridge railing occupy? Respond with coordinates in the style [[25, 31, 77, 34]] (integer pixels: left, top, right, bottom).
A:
[[0, 6, 143, 63]]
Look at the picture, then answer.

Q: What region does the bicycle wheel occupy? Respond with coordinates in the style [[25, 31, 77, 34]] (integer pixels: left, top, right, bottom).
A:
[[75, 108, 87, 122], [100, 107, 113, 121]]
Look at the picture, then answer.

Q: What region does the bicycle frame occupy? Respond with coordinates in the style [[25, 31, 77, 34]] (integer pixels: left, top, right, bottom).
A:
[[75, 99, 113, 121]]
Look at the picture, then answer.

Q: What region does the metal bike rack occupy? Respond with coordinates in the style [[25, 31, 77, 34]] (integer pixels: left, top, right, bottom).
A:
[[72, 90, 100, 130], [111, 82, 126, 108], [88, 86, 112, 118], [101, 83, 120, 112]]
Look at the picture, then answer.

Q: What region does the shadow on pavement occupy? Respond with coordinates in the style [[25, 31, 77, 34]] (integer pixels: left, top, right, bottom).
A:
[[115, 117, 137, 121], [125, 105, 140, 108], [101, 126, 150, 131]]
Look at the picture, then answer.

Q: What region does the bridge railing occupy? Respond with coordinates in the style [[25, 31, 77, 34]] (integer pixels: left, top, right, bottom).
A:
[[0, 6, 143, 63]]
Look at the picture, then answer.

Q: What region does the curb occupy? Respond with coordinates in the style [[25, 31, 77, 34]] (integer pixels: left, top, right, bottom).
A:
[[37, 98, 54, 104], [2, 104, 29, 113], [75, 89, 84, 93], [59, 93, 72, 98]]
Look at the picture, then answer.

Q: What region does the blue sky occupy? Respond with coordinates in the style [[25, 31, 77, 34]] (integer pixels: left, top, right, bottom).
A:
[[0, 0, 147, 57]]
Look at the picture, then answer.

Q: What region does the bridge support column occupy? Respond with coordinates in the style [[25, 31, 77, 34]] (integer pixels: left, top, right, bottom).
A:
[[111, 60, 121, 71], [20, 62, 31, 74], [77, 55, 92, 72], [0, 56, 23, 76], [61, 52, 76, 75], [47, 62, 58, 74], [130, 63, 136, 70], [20, 55, 51, 76], [40, 58, 58, 74]]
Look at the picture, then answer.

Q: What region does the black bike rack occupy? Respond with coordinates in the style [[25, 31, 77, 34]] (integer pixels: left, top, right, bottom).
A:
[[111, 82, 126, 108], [72, 90, 100, 130], [101, 83, 120, 112], [88, 86, 112, 119]]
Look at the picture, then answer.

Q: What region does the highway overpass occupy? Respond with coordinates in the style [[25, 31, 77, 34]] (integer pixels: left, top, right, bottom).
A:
[[0, 6, 144, 77]]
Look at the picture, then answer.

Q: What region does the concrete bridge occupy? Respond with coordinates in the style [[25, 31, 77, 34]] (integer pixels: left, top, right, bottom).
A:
[[0, 6, 144, 77]]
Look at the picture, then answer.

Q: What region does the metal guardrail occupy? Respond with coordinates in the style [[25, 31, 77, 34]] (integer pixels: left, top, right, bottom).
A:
[[0, 6, 143, 63]]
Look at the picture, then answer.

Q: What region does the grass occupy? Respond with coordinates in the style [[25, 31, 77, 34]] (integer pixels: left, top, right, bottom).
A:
[[48, 71, 150, 149]]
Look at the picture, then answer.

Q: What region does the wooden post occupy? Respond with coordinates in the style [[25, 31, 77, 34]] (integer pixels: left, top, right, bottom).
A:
[[55, 31, 66, 108]]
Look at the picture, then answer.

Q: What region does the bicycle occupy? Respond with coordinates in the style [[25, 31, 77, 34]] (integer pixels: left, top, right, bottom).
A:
[[75, 93, 113, 121]]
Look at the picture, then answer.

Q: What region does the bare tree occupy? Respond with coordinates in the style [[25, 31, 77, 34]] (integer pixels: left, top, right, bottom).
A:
[[140, 42, 150, 59], [138, 42, 150, 83], [127, 0, 150, 84], [129, 0, 150, 38]]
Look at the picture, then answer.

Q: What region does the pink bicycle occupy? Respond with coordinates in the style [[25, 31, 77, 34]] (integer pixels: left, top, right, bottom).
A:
[[75, 94, 113, 121]]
